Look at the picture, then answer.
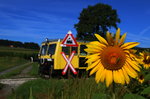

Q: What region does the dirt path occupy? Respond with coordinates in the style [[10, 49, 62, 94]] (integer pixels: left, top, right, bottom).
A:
[[0, 78, 37, 99], [0, 78, 37, 87], [0, 63, 37, 98], [0, 62, 31, 75], [12, 64, 33, 78]]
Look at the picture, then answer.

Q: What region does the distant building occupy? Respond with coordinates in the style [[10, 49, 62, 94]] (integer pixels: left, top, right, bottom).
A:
[[10, 45, 14, 48]]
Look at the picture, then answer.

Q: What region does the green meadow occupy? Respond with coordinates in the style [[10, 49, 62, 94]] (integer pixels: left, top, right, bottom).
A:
[[8, 76, 150, 99], [9, 78, 107, 99], [0, 57, 28, 72], [0, 46, 38, 58], [0, 46, 38, 72]]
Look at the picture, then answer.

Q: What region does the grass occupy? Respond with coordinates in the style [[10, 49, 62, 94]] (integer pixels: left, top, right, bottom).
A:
[[0, 46, 38, 61], [0, 62, 33, 79], [28, 62, 39, 77], [0, 56, 28, 72], [0, 46, 38, 54], [8, 78, 108, 99], [0, 46, 39, 72]]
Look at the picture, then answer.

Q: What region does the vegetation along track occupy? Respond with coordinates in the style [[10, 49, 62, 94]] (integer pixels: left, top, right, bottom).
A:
[[0, 62, 37, 98], [0, 62, 31, 75]]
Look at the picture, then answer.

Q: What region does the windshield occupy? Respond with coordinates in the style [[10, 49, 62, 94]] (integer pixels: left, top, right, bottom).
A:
[[80, 45, 87, 55], [40, 45, 48, 55], [62, 47, 78, 55], [48, 44, 56, 55]]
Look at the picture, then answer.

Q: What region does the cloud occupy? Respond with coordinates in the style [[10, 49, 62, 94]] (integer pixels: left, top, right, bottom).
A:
[[139, 26, 150, 35], [0, 7, 77, 40], [126, 31, 150, 48]]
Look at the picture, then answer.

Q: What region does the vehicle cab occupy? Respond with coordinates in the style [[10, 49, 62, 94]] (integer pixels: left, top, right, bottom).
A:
[[38, 39, 89, 76]]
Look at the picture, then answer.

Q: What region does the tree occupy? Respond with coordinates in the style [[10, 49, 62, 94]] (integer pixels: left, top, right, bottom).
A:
[[74, 3, 120, 41], [24, 42, 40, 50]]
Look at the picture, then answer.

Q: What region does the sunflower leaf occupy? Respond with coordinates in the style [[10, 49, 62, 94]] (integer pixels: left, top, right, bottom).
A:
[[123, 93, 145, 99], [92, 93, 108, 99], [144, 74, 150, 81], [141, 87, 150, 95]]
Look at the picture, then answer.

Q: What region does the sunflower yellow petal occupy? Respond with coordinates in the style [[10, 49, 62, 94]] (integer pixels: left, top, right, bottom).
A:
[[86, 59, 100, 71], [89, 41, 106, 48], [109, 33, 115, 45], [123, 64, 137, 78], [86, 53, 101, 59], [100, 69, 106, 82], [143, 64, 149, 69], [86, 44, 103, 50], [146, 56, 150, 60], [84, 48, 100, 53], [106, 31, 111, 44], [95, 64, 104, 83], [119, 33, 126, 46], [126, 58, 140, 71], [122, 68, 130, 84], [121, 42, 139, 49], [113, 70, 119, 83], [115, 28, 120, 45], [116, 70, 123, 83], [124, 50, 130, 54], [94, 34, 108, 45], [106, 70, 113, 87], [118, 69, 125, 84], [139, 52, 143, 56], [90, 65, 101, 75], [126, 63, 138, 76], [86, 55, 100, 63]]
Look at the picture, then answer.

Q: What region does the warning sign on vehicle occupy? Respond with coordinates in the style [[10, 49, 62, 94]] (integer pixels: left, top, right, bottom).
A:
[[61, 31, 78, 47], [61, 51, 77, 75]]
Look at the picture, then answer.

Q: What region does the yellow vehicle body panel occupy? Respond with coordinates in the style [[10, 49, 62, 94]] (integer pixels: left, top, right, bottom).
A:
[[39, 39, 89, 70], [54, 40, 79, 69]]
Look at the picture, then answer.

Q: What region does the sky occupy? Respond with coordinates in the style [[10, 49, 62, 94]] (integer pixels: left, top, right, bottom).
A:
[[0, 0, 150, 48]]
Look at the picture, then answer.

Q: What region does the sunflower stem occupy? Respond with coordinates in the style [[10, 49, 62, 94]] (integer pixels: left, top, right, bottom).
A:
[[112, 82, 116, 99], [112, 93, 116, 99]]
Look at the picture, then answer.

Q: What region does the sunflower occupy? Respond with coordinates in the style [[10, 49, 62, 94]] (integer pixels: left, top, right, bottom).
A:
[[139, 51, 150, 69], [137, 74, 144, 84], [85, 28, 140, 87]]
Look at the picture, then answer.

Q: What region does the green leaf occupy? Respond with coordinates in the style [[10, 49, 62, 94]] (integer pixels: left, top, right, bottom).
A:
[[123, 93, 145, 99], [92, 93, 107, 99], [144, 74, 150, 81], [141, 87, 150, 95]]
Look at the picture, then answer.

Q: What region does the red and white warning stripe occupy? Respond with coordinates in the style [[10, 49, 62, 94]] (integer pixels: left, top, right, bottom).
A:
[[61, 51, 77, 75]]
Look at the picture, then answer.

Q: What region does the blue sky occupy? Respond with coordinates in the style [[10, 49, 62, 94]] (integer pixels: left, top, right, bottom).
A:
[[0, 0, 150, 48]]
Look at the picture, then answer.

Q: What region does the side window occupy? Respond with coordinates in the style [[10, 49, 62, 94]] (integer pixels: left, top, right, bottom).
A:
[[62, 47, 78, 55], [80, 45, 87, 55], [48, 44, 56, 55], [72, 47, 78, 55], [40, 45, 48, 55]]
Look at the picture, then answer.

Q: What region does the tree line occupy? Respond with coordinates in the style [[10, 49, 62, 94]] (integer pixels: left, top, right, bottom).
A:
[[0, 39, 40, 50]]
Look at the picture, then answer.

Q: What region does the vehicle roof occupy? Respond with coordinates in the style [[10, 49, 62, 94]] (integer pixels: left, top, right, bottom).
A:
[[41, 39, 90, 44]]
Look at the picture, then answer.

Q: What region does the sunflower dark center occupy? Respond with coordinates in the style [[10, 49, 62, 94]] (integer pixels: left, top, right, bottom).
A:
[[139, 75, 144, 80], [143, 56, 150, 64], [109, 53, 120, 64], [101, 46, 126, 70]]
